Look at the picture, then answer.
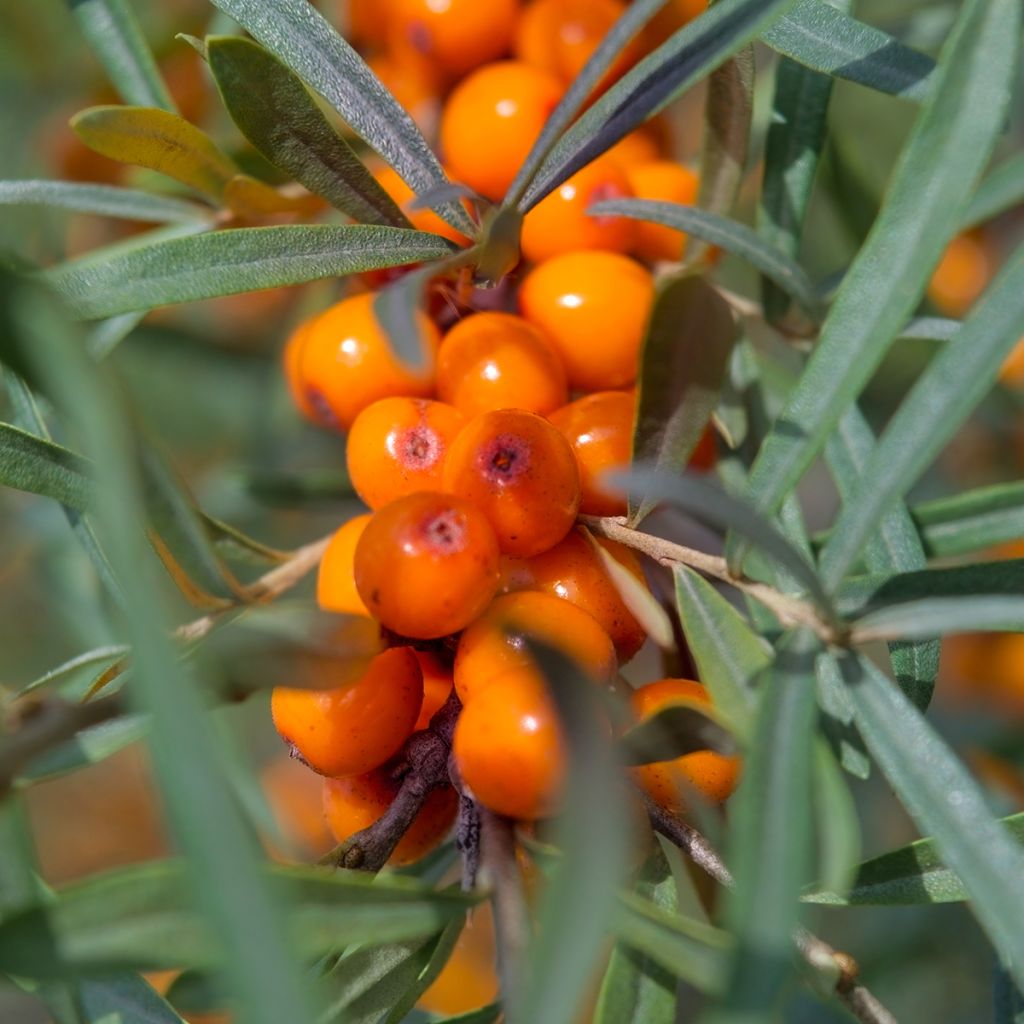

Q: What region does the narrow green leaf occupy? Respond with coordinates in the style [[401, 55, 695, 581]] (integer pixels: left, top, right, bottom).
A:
[[963, 152, 1024, 229], [854, 596, 1024, 641], [621, 699, 736, 766], [16, 714, 150, 785], [630, 273, 737, 523], [820, 240, 1024, 588], [207, 0, 475, 236], [71, 106, 238, 199], [811, 741, 861, 897], [78, 974, 187, 1023], [521, 0, 798, 211], [44, 225, 455, 319], [68, 0, 176, 111], [591, 200, 820, 314], [207, 37, 411, 228], [994, 962, 1024, 1024], [11, 646, 129, 702], [87, 311, 148, 358], [896, 315, 960, 342], [914, 482, 1024, 559], [743, 0, 1021, 525], [815, 653, 870, 781], [0, 180, 212, 223], [0, 421, 92, 510], [841, 653, 1024, 989], [762, 0, 935, 102]]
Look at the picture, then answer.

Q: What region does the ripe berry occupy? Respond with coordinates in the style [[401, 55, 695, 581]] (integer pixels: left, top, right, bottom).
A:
[[629, 679, 740, 812], [440, 61, 563, 202], [389, 0, 520, 79], [521, 156, 636, 263], [318, 514, 373, 616], [603, 127, 661, 169], [442, 409, 580, 557], [519, 250, 654, 391], [373, 164, 472, 247], [438, 312, 568, 417], [624, 161, 699, 262], [271, 647, 424, 778], [354, 491, 501, 639], [323, 769, 458, 865], [927, 231, 994, 317], [452, 668, 566, 819], [282, 315, 320, 423], [297, 293, 440, 430], [454, 590, 616, 704], [346, 397, 466, 509], [412, 650, 455, 731], [502, 527, 647, 661]]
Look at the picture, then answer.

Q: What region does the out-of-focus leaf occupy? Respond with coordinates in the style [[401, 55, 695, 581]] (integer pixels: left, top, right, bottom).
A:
[[805, 812, 1024, 906], [841, 654, 1024, 988], [164, 971, 226, 1016], [629, 273, 736, 524], [0, 421, 92, 510], [431, 1008, 500, 1024], [815, 653, 870, 781], [77, 974, 187, 1023], [591, 200, 820, 314], [743, 0, 1020, 526], [221, 175, 323, 218], [71, 106, 237, 199], [0, 180, 211, 223], [994, 962, 1024, 1024], [45, 225, 455, 319], [202, 514, 288, 567], [762, 0, 935, 102], [69, 0, 176, 111], [16, 714, 149, 785], [853, 596, 1024, 641], [521, 0, 798, 210], [208, 0, 475, 236], [896, 316, 960, 342], [962, 152, 1024, 229], [621, 698, 736, 766], [11, 646, 129, 702], [819, 241, 1024, 588], [87, 311, 148, 358], [913, 482, 1024, 559], [811, 741, 861, 897], [207, 37, 410, 228]]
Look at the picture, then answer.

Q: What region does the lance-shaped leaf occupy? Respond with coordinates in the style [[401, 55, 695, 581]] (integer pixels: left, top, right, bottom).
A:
[[896, 316, 960, 342], [0, 180, 212, 222], [962, 151, 1024, 229], [16, 713, 150, 785], [629, 274, 736, 524], [44, 225, 455, 320], [913, 481, 1024, 559], [762, 0, 935, 102], [0, 421, 93, 510], [71, 106, 238, 199], [208, 0, 474, 236], [853, 596, 1024, 642], [207, 37, 410, 228], [743, 0, 1020, 525]]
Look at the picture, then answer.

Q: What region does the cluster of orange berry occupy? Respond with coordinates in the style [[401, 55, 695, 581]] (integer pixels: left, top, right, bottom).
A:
[[271, 0, 736, 866]]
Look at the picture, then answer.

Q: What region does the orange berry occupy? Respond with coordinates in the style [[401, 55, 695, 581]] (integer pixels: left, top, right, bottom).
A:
[[297, 293, 440, 431], [603, 127, 662, 168], [282, 315, 320, 423], [519, 251, 654, 391], [344, 0, 396, 48], [502, 527, 647, 661], [366, 52, 442, 136], [927, 231, 996, 317], [689, 423, 717, 471], [323, 769, 458, 866], [442, 409, 580, 557], [548, 390, 634, 516], [454, 590, 616, 704], [413, 650, 455, 731], [346, 397, 466, 510], [453, 668, 566, 819], [438, 312, 568, 417], [629, 679, 740, 812], [354, 491, 501, 639], [318, 514, 373, 616], [389, 0, 520, 79], [649, 0, 707, 45], [521, 156, 636, 263], [440, 61, 563, 202], [624, 161, 699, 262], [372, 164, 473, 247], [513, 0, 560, 76], [271, 648, 424, 778], [1000, 338, 1024, 389]]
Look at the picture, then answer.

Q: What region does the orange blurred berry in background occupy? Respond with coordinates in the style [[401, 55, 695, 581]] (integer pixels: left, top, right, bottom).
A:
[[346, 397, 466, 509], [624, 160, 699, 262], [366, 52, 442, 136], [271, 648, 424, 778], [1000, 338, 1024, 390], [372, 163, 473, 246], [438, 312, 568, 417], [317, 514, 373, 616], [412, 650, 456, 730], [630, 679, 740, 812], [293, 293, 439, 430], [649, 0, 708, 45], [604, 127, 662, 168], [440, 60, 563, 202], [324, 770, 458, 865], [519, 250, 654, 391], [354, 491, 501, 638], [282, 315, 320, 422], [927, 231, 996, 317], [443, 409, 581, 556]]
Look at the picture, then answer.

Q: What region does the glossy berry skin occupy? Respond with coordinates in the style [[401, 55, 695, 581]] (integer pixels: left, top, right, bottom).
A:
[[366, 52, 441, 135], [452, 668, 566, 819], [297, 293, 440, 430], [323, 770, 458, 865], [317, 514, 373, 616], [346, 397, 466, 510], [519, 251, 654, 391], [373, 164, 472, 247], [440, 61, 563, 202], [454, 590, 616, 704], [389, 0, 520, 79], [502, 527, 647, 661], [354, 491, 501, 639], [629, 679, 740, 812], [282, 315, 320, 423], [521, 156, 636, 263], [603, 127, 661, 169], [413, 651, 455, 731], [438, 312, 568, 417], [442, 409, 580, 557], [927, 231, 994, 317], [271, 648, 424, 778], [624, 161, 700, 262], [548, 390, 634, 516]]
